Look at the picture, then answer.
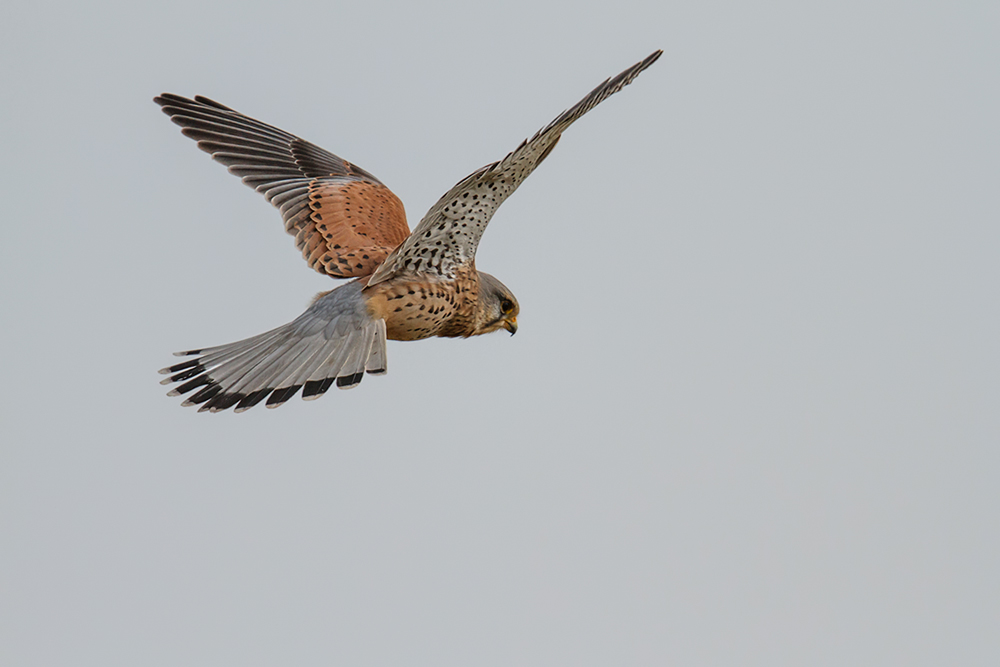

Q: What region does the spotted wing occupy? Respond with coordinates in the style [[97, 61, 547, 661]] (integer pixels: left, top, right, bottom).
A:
[[155, 94, 410, 278], [368, 50, 661, 285]]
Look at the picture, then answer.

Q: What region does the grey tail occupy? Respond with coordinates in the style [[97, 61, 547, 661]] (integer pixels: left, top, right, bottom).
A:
[[158, 280, 387, 413]]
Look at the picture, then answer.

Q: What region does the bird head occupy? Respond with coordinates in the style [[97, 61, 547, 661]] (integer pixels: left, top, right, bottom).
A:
[[475, 272, 519, 336]]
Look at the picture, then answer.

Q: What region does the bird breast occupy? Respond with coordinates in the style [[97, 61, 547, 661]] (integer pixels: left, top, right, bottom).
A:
[[363, 267, 481, 340]]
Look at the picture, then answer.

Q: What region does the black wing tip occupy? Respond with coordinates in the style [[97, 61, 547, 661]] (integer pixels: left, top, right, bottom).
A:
[[154, 93, 234, 112], [192, 95, 233, 111], [618, 49, 664, 85], [154, 92, 186, 107], [631, 50, 663, 79]]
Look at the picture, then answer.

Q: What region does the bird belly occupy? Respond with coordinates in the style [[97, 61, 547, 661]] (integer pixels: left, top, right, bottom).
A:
[[363, 275, 479, 341]]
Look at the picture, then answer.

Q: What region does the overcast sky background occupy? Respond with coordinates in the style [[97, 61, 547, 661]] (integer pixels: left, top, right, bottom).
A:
[[2, 1, 998, 665]]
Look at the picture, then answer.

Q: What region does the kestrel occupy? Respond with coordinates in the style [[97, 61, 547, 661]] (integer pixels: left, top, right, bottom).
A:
[[157, 50, 661, 412]]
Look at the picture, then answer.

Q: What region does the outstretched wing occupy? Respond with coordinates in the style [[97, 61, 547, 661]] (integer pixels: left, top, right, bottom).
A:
[[159, 280, 386, 413], [155, 94, 410, 279], [367, 50, 662, 285]]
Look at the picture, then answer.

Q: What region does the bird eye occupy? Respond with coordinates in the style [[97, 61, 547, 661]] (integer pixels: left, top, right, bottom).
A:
[[500, 299, 514, 314]]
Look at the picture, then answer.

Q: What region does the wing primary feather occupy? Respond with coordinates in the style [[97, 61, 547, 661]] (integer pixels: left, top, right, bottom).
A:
[[178, 123, 291, 151], [191, 95, 236, 111], [367, 50, 661, 286], [159, 102, 295, 143], [157, 94, 409, 280]]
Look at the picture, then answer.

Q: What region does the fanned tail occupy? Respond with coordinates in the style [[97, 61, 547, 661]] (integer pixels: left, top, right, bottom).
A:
[[158, 281, 387, 413]]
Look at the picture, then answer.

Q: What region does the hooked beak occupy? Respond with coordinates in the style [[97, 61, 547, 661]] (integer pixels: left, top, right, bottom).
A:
[[503, 317, 518, 336]]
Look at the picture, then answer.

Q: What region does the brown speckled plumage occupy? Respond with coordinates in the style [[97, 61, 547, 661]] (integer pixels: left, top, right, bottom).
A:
[[156, 51, 661, 412], [305, 180, 409, 278], [364, 265, 482, 340]]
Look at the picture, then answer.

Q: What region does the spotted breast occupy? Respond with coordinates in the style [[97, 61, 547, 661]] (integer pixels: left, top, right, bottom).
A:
[[363, 266, 481, 340]]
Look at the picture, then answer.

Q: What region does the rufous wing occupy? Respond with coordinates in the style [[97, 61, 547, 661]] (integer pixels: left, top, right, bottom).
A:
[[155, 94, 410, 278]]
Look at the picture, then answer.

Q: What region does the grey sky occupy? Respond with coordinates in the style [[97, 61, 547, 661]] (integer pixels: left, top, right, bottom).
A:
[[2, 0, 998, 665]]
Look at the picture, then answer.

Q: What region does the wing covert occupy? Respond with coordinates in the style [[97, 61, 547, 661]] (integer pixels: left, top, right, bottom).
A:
[[155, 94, 410, 278], [367, 50, 661, 285]]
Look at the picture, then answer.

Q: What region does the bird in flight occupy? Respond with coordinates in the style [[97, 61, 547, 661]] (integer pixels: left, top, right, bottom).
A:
[[157, 50, 661, 412]]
